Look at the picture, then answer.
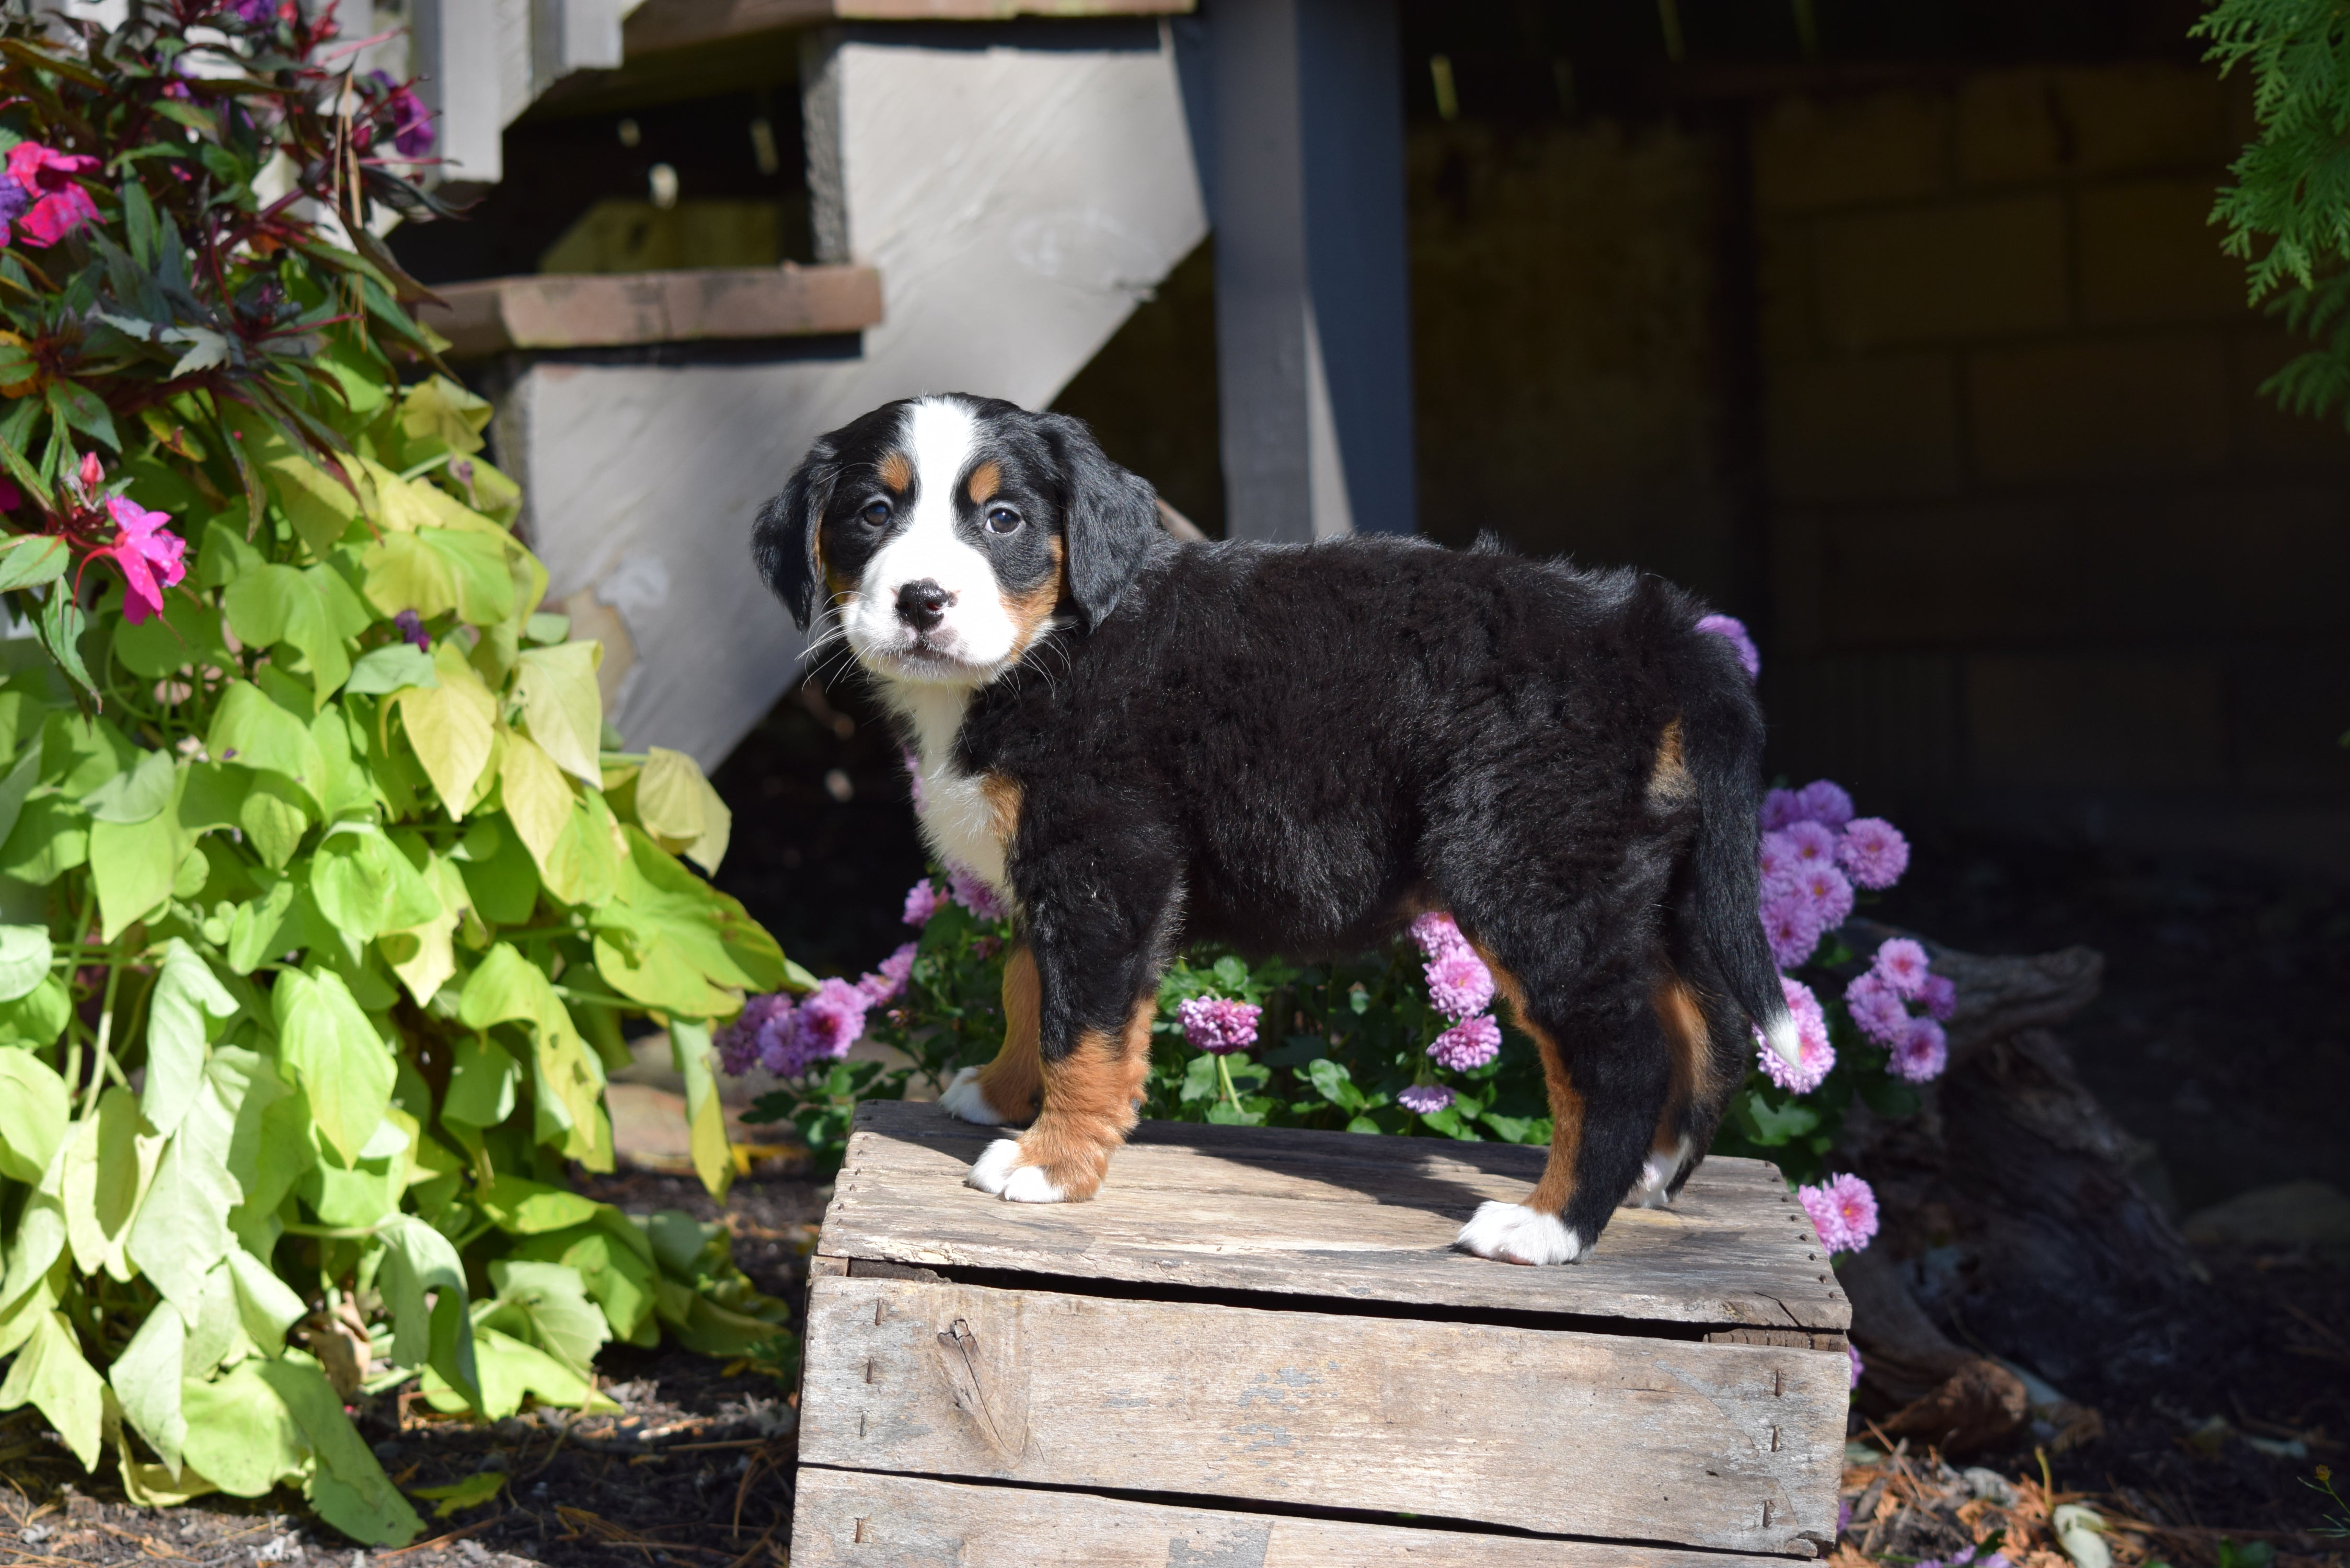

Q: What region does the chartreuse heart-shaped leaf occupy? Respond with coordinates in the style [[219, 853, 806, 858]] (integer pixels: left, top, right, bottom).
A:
[[511, 641, 602, 785], [669, 1019, 733, 1201], [376, 1214, 478, 1414], [393, 642, 496, 816], [0, 1307, 106, 1469], [0, 1048, 70, 1182], [633, 747, 732, 874], [273, 968, 395, 1166]]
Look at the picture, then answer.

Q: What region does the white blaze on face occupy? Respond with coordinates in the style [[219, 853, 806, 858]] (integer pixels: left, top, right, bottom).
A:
[[842, 398, 1022, 684]]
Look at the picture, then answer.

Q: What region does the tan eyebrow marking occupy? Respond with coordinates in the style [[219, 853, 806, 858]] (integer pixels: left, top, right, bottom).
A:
[[878, 451, 912, 492], [967, 460, 1003, 505]]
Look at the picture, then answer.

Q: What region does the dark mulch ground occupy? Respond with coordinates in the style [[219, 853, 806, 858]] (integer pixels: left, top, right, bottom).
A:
[[0, 1174, 828, 1568]]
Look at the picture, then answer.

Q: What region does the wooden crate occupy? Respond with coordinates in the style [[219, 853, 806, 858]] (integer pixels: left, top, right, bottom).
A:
[[791, 1100, 1851, 1566]]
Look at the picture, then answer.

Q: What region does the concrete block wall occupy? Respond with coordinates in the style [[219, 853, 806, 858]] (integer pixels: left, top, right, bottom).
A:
[[1755, 63, 2350, 868]]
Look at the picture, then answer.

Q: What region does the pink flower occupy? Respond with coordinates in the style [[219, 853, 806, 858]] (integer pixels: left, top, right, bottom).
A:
[[1890, 1016, 1947, 1083], [1796, 862, 1854, 931], [77, 452, 102, 491], [1429, 1013, 1501, 1071], [1423, 947, 1495, 1022], [947, 864, 1008, 921], [1398, 1083, 1455, 1115], [1757, 975, 1834, 1091], [715, 993, 793, 1076], [1837, 817, 1910, 891], [1783, 820, 1837, 866], [1695, 613, 1759, 679], [1759, 788, 1805, 832], [1870, 938, 1930, 999], [1919, 973, 1956, 1022], [1848, 1344, 1864, 1389], [1844, 970, 1910, 1046], [858, 941, 917, 1005], [1796, 1172, 1879, 1253], [366, 71, 435, 158], [901, 747, 925, 811], [1794, 780, 1855, 830], [94, 495, 188, 625], [4, 142, 100, 248], [762, 977, 869, 1075], [1409, 910, 1469, 961], [1761, 890, 1825, 971], [1178, 995, 1260, 1055], [902, 878, 943, 926]]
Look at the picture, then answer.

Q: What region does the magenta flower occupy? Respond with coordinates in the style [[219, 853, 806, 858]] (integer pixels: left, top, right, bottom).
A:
[[1695, 613, 1759, 679], [1757, 975, 1834, 1091], [1890, 1016, 1948, 1083], [902, 878, 944, 925], [1423, 947, 1495, 1022], [1409, 910, 1470, 961], [1398, 1083, 1455, 1115], [858, 941, 917, 1006], [1796, 1172, 1879, 1253], [228, 0, 274, 22], [1919, 972, 1956, 1022], [1761, 890, 1825, 971], [367, 71, 436, 157], [4, 143, 99, 248], [393, 608, 430, 651], [1429, 1013, 1501, 1071], [715, 993, 793, 1077], [1869, 937, 1929, 999], [1178, 995, 1261, 1055], [94, 495, 188, 625], [1844, 970, 1910, 1046], [1837, 817, 1909, 890], [1794, 779, 1855, 830], [947, 864, 1008, 921], [1848, 1344, 1863, 1389], [758, 977, 869, 1076], [1796, 862, 1854, 931]]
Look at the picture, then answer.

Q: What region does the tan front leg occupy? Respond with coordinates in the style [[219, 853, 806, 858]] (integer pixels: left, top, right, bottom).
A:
[[965, 992, 1155, 1203], [938, 945, 1044, 1126]]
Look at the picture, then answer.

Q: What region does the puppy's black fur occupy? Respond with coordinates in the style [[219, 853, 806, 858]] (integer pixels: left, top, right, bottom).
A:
[[754, 395, 1790, 1258]]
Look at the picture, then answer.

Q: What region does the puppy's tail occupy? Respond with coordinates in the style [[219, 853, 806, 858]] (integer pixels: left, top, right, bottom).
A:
[[1673, 632, 1799, 1068]]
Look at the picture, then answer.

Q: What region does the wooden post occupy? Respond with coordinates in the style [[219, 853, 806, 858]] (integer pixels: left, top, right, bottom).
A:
[[1200, 0, 1415, 541]]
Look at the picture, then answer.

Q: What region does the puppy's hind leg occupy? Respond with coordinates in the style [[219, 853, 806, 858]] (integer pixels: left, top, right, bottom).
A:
[[1623, 970, 1712, 1209], [940, 944, 1044, 1126]]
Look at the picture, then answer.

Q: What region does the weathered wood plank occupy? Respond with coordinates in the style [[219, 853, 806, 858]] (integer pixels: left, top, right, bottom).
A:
[[819, 1101, 1848, 1330], [798, 1276, 1844, 1554], [420, 264, 883, 358], [791, 1468, 1823, 1566]]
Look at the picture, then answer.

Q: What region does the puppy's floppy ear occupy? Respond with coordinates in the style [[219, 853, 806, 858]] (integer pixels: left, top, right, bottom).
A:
[[1037, 412, 1161, 631], [753, 441, 838, 630]]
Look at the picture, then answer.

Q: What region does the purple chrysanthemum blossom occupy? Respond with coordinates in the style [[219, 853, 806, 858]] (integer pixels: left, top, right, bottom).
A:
[[1757, 975, 1834, 1091], [947, 865, 1008, 921], [901, 747, 926, 811], [902, 878, 944, 926], [1890, 1015, 1948, 1083], [1429, 1013, 1502, 1071], [1783, 820, 1838, 867], [1695, 613, 1759, 679], [1794, 779, 1856, 831], [1759, 788, 1805, 833], [1796, 862, 1854, 931], [1870, 937, 1931, 999], [1796, 1172, 1879, 1253], [1848, 1344, 1863, 1390], [1761, 891, 1825, 972], [1919, 972, 1957, 1022], [1398, 1083, 1455, 1115], [1757, 829, 1803, 891], [1178, 995, 1261, 1055], [762, 977, 870, 1077], [1423, 948, 1495, 1022], [1844, 970, 1910, 1046], [393, 608, 430, 651], [1837, 816, 1910, 891], [1409, 910, 1470, 961], [859, 942, 918, 1006], [715, 993, 793, 1077]]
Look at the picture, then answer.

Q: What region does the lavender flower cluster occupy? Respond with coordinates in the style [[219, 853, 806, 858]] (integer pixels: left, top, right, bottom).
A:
[[1845, 937, 1955, 1083], [1796, 1171, 1880, 1254], [1178, 996, 1262, 1055], [1757, 780, 1909, 971]]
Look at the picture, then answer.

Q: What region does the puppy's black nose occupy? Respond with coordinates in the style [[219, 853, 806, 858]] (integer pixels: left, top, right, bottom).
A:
[[896, 579, 952, 631]]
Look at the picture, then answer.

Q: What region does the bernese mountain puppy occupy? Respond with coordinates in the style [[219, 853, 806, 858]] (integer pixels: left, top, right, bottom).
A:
[[753, 393, 1800, 1265]]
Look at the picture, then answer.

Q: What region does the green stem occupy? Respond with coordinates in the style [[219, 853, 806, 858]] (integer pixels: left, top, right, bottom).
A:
[[1215, 1053, 1238, 1108], [280, 1220, 382, 1239], [79, 957, 122, 1120]]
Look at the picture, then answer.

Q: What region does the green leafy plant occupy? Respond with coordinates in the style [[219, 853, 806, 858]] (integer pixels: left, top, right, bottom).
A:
[[0, 7, 800, 1546]]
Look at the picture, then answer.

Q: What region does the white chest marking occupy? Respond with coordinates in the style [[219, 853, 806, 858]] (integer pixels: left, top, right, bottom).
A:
[[892, 682, 1010, 894]]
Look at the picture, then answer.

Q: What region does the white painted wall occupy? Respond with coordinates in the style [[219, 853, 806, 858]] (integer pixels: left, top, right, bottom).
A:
[[507, 24, 1207, 768]]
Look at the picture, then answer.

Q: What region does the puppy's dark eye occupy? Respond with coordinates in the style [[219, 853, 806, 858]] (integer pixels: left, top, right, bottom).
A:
[[861, 499, 892, 527], [983, 505, 1022, 535]]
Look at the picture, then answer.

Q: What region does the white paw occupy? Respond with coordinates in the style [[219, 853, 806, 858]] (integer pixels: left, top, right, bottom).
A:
[[964, 1139, 1067, 1203], [1623, 1140, 1689, 1209], [1456, 1201, 1584, 1264], [939, 1066, 1006, 1126]]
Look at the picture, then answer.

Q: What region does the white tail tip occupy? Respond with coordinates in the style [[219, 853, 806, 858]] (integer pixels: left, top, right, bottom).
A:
[[1762, 1016, 1803, 1066]]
